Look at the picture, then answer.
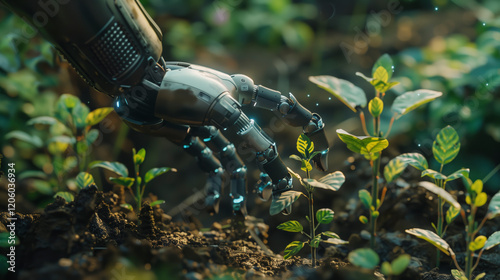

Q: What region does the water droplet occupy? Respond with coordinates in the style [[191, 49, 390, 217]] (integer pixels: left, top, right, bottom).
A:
[[391, 65, 395, 72]]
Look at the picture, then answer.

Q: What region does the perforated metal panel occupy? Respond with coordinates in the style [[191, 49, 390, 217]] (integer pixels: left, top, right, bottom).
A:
[[89, 22, 140, 78]]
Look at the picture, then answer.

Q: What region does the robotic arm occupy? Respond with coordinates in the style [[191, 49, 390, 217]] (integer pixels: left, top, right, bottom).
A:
[[1, 0, 329, 215]]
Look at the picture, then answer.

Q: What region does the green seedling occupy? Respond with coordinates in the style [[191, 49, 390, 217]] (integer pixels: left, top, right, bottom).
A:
[[348, 248, 411, 280], [90, 148, 176, 212], [310, 54, 442, 248], [406, 178, 500, 280], [5, 94, 114, 202], [274, 134, 347, 267], [385, 125, 469, 267]]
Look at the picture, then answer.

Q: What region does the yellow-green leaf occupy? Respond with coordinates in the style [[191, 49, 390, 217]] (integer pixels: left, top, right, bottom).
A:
[[301, 160, 313, 172], [283, 241, 304, 259], [419, 182, 460, 209], [145, 167, 175, 184], [297, 134, 314, 158], [109, 177, 135, 188], [76, 172, 94, 189], [316, 208, 334, 224], [150, 200, 165, 207], [303, 171, 345, 191], [372, 54, 394, 81], [451, 269, 467, 280], [85, 107, 114, 127], [359, 190, 372, 209], [54, 191, 74, 203], [384, 158, 406, 183], [372, 66, 389, 83], [277, 220, 303, 232], [432, 126, 460, 165], [311, 235, 322, 248], [270, 191, 302, 216], [391, 254, 411, 276], [133, 148, 146, 166], [471, 179, 483, 195], [446, 206, 460, 224], [369, 97, 384, 117], [89, 161, 128, 177], [475, 192, 487, 207], [422, 169, 447, 180], [359, 215, 369, 224], [469, 235, 487, 251], [336, 129, 388, 158], [309, 75, 367, 112]]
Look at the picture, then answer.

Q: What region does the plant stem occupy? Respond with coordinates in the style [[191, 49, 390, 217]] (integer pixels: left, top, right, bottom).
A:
[[133, 159, 141, 212], [483, 163, 500, 184], [370, 156, 380, 249], [306, 169, 317, 267], [465, 209, 476, 279], [384, 115, 396, 138], [435, 164, 445, 268], [359, 111, 369, 136]]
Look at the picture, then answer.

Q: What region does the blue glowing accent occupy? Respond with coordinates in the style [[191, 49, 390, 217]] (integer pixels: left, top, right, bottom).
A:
[[235, 167, 242, 173], [222, 146, 228, 152], [203, 137, 212, 142], [233, 196, 244, 204], [116, 100, 120, 108], [124, 98, 129, 105], [321, 150, 328, 155], [183, 144, 191, 149]]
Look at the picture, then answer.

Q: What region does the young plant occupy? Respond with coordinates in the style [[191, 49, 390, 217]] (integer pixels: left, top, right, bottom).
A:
[[384, 125, 469, 267], [5, 94, 113, 202], [310, 54, 442, 248], [406, 178, 500, 280], [273, 134, 347, 267], [348, 248, 411, 280], [90, 148, 176, 212]]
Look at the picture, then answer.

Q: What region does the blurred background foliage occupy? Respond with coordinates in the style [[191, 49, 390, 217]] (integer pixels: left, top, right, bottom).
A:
[[0, 0, 499, 219]]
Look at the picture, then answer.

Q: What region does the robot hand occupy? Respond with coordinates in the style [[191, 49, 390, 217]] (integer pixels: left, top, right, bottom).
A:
[[2, 0, 329, 216]]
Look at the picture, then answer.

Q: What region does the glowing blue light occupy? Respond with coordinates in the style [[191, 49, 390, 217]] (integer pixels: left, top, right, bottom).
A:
[[222, 146, 228, 152], [233, 196, 244, 204], [483, 22, 486, 26], [183, 144, 191, 149], [203, 137, 212, 142], [434, 7, 438, 11], [116, 100, 120, 108], [328, 97, 332, 100], [418, 144, 421, 147], [316, 103, 319, 106], [307, 94, 310, 98]]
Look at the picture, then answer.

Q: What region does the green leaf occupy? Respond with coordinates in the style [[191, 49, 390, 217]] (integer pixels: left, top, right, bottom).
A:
[[469, 236, 487, 251], [302, 171, 345, 191], [397, 153, 428, 171], [311, 235, 322, 248], [32, 179, 53, 195], [446, 168, 470, 182], [289, 154, 302, 162], [392, 89, 442, 118], [359, 190, 372, 209], [27, 116, 59, 126], [381, 261, 392, 276], [405, 228, 454, 256], [296, 134, 314, 158], [488, 191, 500, 219], [72, 103, 90, 130], [384, 158, 406, 183], [109, 177, 135, 188], [471, 179, 483, 195], [484, 231, 500, 250], [433, 126, 460, 165], [316, 208, 334, 224], [134, 148, 146, 166], [85, 107, 114, 127], [270, 191, 302, 216], [372, 54, 394, 81], [309, 75, 367, 112], [283, 241, 304, 259], [5, 131, 43, 148], [54, 192, 74, 202], [451, 269, 467, 280], [391, 254, 411, 276], [368, 97, 384, 117], [418, 181, 461, 209], [277, 220, 303, 232], [287, 167, 302, 182], [120, 203, 133, 211], [475, 192, 488, 207], [422, 169, 448, 180], [76, 172, 94, 189], [18, 170, 48, 180], [85, 129, 99, 145], [446, 206, 460, 224], [348, 248, 380, 269], [89, 161, 128, 177], [145, 167, 175, 184], [336, 129, 388, 160], [150, 200, 165, 207]]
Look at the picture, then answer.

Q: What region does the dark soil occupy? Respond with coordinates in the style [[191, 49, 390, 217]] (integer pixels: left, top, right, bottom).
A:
[[1, 180, 500, 280]]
